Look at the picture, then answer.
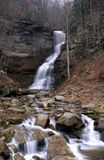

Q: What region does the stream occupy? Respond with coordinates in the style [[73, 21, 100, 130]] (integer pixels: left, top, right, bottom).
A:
[[9, 30, 104, 159], [9, 113, 104, 160]]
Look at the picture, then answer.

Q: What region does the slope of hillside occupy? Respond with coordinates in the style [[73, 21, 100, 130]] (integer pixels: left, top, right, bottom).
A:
[[54, 51, 104, 105]]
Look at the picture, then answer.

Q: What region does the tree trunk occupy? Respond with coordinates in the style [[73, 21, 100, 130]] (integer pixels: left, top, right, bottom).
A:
[[66, 8, 70, 80]]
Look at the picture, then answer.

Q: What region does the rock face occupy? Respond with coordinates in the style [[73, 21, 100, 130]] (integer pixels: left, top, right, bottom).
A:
[[0, 19, 53, 88], [48, 135, 74, 159]]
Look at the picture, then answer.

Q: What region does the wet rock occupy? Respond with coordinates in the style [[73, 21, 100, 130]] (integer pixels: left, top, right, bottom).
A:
[[9, 144, 18, 153], [32, 155, 40, 160], [79, 146, 104, 160], [14, 153, 25, 160], [32, 155, 45, 160], [0, 140, 10, 158], [52, 155, 74, 160], [14, 130, 26, 144], [97, 118, 104, 129], [32, 128, 47, 142], [2, 127, 15, 143], [48, 135, 74, 159], [56, 112, 82, 130], [35, 114, 49, 128]]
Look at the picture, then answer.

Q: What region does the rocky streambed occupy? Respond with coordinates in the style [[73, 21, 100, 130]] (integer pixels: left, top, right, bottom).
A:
[[0, 89, 104, 160]]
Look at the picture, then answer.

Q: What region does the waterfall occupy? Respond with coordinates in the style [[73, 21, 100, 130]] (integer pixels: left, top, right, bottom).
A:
[[9, 114, 104, 160], [29, 31, 65, 90], [69, 114, 104, 160]]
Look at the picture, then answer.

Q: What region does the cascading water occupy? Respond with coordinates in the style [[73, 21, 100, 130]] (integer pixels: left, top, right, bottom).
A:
[[29, 31, 65, 90], [9, 116, 58, 160], [9, 114, 104, 160], [69, 114, 104, 160]]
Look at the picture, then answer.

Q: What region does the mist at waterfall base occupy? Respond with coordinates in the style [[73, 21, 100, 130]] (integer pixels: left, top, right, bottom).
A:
[[29, 31, 65, 90], [9, 114, 104, 160]]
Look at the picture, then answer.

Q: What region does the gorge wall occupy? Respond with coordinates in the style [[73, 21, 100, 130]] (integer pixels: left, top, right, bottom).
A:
[[0, 18, 53, 88]]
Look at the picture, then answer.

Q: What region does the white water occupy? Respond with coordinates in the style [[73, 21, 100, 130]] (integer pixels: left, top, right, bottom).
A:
[[9, 116, 59, 160], [69, 114, 104, 160], [9, 114, 104, 160], [29, 31, 65, 90]]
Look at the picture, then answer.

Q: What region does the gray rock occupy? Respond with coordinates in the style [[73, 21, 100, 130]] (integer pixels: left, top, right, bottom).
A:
[[56, 112, 82, 129], [48, 135, 74, 159], [35, 114, 49, 128]]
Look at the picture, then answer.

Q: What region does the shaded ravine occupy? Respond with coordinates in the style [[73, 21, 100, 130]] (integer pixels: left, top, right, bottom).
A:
[[8, 114, 104, 160], [29, 31, 65, 90]]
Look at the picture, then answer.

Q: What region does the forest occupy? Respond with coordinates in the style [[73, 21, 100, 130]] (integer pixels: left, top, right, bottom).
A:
[[0, 0, 104, 160]]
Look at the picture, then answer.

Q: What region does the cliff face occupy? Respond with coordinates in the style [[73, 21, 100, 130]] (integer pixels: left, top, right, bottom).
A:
[[0, 18, 53, 87]]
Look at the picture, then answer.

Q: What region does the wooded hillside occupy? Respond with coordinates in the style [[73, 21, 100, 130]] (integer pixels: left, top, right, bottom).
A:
[[0, 0, 104, 87]]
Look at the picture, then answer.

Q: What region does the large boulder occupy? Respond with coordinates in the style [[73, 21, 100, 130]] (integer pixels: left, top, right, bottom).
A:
[[5, 107, 26, 124], [48, 135, 74, 159], [56, 112, 82, 131], [35, 114, 49, 128]]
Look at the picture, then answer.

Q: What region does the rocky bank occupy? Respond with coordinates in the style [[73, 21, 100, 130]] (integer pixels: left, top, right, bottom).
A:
[[0, 87, 104, 159]]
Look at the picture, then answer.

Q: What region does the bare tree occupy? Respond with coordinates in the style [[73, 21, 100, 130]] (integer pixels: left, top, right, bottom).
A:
[[63, 0, 71, 79]]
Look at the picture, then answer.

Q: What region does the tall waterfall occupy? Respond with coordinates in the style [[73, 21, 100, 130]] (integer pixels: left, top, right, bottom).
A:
[[29, 31, 65, 90]]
